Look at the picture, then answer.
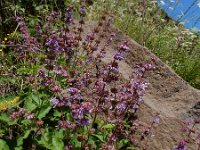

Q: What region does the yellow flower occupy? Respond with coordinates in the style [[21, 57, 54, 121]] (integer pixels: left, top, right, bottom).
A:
[[0, 96, 20, 111]]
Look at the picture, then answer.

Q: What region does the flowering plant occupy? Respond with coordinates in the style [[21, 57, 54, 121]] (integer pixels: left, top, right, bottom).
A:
[[0, 1, 159, 149]]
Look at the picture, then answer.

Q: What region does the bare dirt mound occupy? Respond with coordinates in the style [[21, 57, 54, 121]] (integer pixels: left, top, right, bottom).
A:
[[84, 22, 200, 149]]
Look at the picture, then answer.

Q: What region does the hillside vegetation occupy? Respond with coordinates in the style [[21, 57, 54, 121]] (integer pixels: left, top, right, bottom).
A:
[[0, 0, 200, 149], [90, 0, 200, 89]]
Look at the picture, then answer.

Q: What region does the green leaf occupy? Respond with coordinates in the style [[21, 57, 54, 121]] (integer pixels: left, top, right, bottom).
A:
[[37, 128, 52, 149], [70, 137, 81, 149], [17, 67, 30, 75], [0, 139, 9, 150], [24, 96, 37, 112], [0, 113, 17, 125], [91, 134, 104, 143], [102, 123, 115, 129], [37, 129, 64, 150], [52, 137, 64, 150], [52, 130, 64, 150], [37, 105, 51, 119], [16, 130, 32, 149], [119, 139, 129, 146], [53, 110, 62, 117], [21, 119, 32, 126], [0, 113, 10, 123], [31, 93, 40, 106]]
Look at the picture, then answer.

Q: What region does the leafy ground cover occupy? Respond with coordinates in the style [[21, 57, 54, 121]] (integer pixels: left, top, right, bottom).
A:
[[0, 1, 161, 149]]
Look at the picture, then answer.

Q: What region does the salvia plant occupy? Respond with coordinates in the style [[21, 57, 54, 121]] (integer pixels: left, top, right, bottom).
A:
[[0, 1, 161, 149]]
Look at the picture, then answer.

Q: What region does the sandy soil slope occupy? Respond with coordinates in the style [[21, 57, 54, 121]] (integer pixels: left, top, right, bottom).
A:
[[84, 22, 200, 149]]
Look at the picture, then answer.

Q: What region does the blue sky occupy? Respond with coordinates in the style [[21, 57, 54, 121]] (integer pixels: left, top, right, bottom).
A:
[[158, 0, 200, 31]]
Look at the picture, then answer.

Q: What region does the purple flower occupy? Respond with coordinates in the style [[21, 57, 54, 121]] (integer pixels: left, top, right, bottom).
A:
[[153, 117, 160, 124], [51, 98, 65, 108], [106, 16, 114, 26], [69, 94, 83, 101], [71, 107, 89, 119], [38, 69, 47, 78], [132, 79, 149, 94], [46, 38, 59, 47], [65, 6, 74, 25], [131, 104, 139, 112], [52, 85, 61, 93], [58, 120, 76, 129], [71, 102, 93, 120], [79, 6, 86, 16], [10, 108, 25, 120], [77, 118, 90, 126], [45, 33, 65, 55], [24, 113, 35, 120], [15, 16, 36, 51], [51, 98, 59, 107], [46, 11, 59, 24], [113, 52, 124, 61], [107, 65, 119, 74], [143, 63, 155, 70], [68, 87, 80, 94], [85, 33, 93, 42], [172, 140, 187, 150], [119, 41, 129, 51], [116, 102, 127, 113], [133, 66, 145, 77]]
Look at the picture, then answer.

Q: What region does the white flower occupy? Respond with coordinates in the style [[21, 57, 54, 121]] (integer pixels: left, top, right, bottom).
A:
[[160, 0, 165, 6], [198, 2, 200, 8]]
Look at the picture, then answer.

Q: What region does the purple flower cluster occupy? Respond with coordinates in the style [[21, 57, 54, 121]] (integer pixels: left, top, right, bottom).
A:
[[24, 113, 35, 120], [38, 69, 55, 87], [119, 41, 129, 51], [113, 52, 124, 61], [45, 33, 64, 54], [6, 5, 164, 149], [46, 11, 59, 26], [131, 79, 149, 95], [65, 6, 74, 26], [10, 108, 25, 119], [68, 87, 80, 94], [133, 63, 155, 78], [51, 97, 66, 108], [179, 117, 200, 149], [10, 108, 35, 120], [58, 120, 76, 129], [15, 16, 36, 51], [70, 102, 93, 126], [173, 140, 187, 150]]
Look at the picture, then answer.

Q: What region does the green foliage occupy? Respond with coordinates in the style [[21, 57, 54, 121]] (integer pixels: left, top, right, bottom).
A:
[[0, 139, 9, 150], [15, 130, 32, 149], [37, 128, 65, 150]]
